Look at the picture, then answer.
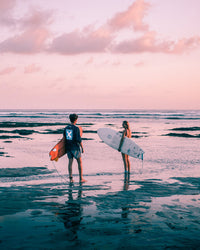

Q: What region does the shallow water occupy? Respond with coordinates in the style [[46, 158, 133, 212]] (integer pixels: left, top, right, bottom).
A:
[[0, 110, 200, 249]]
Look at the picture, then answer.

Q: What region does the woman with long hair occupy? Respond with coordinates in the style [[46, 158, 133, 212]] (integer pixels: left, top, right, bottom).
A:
[[118, 121, 131, 173]]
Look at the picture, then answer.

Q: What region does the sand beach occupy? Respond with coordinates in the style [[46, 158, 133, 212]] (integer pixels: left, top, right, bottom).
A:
[[0, 110, 200, 249]]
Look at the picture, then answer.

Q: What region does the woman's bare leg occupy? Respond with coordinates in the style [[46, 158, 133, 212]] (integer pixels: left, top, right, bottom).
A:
[[126, 155, 131, 173], [121, 153, 127, 172]]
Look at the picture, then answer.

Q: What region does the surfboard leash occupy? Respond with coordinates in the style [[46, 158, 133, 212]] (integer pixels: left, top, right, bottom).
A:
[[51, 160, 69, 183]]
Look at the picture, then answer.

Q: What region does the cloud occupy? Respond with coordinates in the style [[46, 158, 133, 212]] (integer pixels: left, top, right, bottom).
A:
[[0, 9, 52, 53], [112, 31, 200, 54], [0, 28, 50, 53], [108, 0, 150, 32], [48, 0, 200, 55], [0, 0, 16, 13], [0, 0, 17, 26], [0, 0, 200, 55], [49, 26, 112, 54], [24, 64, 41, 74], [168, 36, 200, 54], [48, 0, 151, 55], [0, 66, 16, 75], [19, 9, 53, 30]]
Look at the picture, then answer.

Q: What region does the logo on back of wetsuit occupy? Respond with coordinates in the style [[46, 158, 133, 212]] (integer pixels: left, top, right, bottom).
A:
[[66, 129, 73, 140]]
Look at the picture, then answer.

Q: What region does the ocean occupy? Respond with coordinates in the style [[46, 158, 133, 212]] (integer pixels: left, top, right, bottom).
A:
[[0, 109, 200, 249]]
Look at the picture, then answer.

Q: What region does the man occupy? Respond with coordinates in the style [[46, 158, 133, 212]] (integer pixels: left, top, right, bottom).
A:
[[63, 113, 86, 183]]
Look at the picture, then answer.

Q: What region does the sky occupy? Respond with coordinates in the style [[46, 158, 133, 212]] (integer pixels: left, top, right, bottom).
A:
[[0, 0, 200, 110]]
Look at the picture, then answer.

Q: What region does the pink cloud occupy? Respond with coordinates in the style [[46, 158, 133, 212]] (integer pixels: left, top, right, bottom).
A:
[[24, 64, 41, 74], [168, 36, 200, 54], [19, 9, 53, 30], [0, 0, 15, 11], [112, 31, 200, 54], [112, 31, 162, 53], [0, 0, 16, 26], [0, 8, 52, 53], [0, 0, 16, 17], [49, 27, 112, 54], [48, 1, 200, 55], [108, 0, 150, 32], [0, 66, 16, 75], [0, 0, 200, 56], [0, 28, 50, 53]]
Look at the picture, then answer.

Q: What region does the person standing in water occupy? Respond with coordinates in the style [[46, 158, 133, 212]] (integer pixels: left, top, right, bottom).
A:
[[63, 114, 86, 183], [118, 121, 131, 173]]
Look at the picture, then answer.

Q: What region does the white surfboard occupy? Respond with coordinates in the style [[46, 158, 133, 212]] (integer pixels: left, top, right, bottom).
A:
[[97, 128, 144, 160]]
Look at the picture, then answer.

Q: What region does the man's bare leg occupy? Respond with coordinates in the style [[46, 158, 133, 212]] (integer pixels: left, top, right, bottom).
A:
[[77, 157, 86, 182], [68, 158, 74, 182]]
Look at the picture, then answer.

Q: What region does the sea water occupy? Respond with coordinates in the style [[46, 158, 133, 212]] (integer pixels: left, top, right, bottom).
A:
[[0, 109, 199, 183]]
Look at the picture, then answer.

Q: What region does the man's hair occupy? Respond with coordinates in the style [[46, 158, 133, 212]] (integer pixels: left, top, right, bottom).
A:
[[69, 113, 78, 123]]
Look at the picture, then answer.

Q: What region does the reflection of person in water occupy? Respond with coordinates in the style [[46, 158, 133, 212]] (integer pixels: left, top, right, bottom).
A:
[[121, 173, 130, 219], [123, 172, 130, 191], [56, 183, 83, 241]]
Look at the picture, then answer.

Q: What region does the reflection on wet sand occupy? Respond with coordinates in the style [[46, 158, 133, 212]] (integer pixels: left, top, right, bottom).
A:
[[121, 173, 130, 218], [56, 183, 83, 241]]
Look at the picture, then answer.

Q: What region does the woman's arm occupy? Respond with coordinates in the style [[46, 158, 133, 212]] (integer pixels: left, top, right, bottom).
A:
[[118, 130, 126, 152]]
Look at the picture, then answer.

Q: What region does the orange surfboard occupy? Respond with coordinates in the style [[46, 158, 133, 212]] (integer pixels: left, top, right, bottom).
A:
[[49, 126, 83, 161], [49, 137, 66, 161]]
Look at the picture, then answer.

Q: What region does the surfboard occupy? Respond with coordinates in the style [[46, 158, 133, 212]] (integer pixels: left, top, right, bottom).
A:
[[97, 128, 144, 160], [49, 137, 66, 161]]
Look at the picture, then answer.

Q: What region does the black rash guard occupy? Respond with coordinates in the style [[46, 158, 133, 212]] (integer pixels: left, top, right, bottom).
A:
[[63, 124, 82, 151]]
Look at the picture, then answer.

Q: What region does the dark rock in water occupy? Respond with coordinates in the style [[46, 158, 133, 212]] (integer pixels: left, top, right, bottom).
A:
[[0, 129, 36, 135], [83, 130, 97, 133], [13, 129, 36, 135], [131, 131, 148, 138], [43, 129, 63, 134], [3, 141, 12, 143], [78, 123, 94, 126], [0, 121, 66, 128], [82, 138, 94, 140], [0, 151, 11, 157], [171, 127, 200, 131], [0, 135, 25, 140], [163, 133, 200, 138], [0, 167, 55, 177], [44, 129, 97, 135]]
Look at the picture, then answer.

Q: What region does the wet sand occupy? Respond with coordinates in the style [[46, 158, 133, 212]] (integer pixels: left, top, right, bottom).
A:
[[0, 174, 200, 249]]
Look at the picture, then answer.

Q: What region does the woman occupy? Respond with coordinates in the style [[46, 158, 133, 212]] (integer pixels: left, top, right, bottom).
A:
[[118, 121, 131, 173]]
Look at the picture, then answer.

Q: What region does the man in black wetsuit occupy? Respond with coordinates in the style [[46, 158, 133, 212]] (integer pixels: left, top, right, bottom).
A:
[[63, 114, 86, 183]]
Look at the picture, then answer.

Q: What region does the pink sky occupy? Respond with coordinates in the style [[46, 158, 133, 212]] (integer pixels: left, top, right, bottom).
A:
[[0, 0, 200, 109]]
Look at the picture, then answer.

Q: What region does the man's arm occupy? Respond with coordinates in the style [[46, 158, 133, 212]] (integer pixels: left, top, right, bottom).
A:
[[80, 142, 84, 153], [77, 126, 84, 153]]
